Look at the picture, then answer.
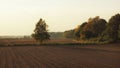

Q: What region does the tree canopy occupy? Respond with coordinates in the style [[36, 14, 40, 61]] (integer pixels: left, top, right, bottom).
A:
[[32, 18, 50, 43], [100, 14, 120, 42]]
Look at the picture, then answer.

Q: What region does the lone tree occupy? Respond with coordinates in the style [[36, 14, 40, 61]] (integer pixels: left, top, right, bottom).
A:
[[32, 18, 50, 43]]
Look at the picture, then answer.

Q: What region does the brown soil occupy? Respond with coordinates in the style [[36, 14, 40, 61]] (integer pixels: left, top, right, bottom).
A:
[[0, 44, 120, 68], [0, 39, 75, 45]]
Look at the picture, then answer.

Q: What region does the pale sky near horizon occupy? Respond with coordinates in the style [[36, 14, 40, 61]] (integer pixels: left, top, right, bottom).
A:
[[0, 0, 120, 35]]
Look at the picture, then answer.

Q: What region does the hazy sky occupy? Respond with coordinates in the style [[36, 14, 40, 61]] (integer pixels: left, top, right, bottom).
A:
[[0, 0, 120, 35]]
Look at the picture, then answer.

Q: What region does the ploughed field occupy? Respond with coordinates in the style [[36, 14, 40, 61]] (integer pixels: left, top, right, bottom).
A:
[[0, 44, 120, 68]]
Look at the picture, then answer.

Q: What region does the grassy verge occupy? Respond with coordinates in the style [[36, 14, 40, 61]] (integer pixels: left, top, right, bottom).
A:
[[0, 38, 113, 47], [0, 42, 107, 47]]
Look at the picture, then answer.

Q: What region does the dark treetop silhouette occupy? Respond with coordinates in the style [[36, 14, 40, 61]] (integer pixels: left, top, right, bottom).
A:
[[32, 18, 50, 43]]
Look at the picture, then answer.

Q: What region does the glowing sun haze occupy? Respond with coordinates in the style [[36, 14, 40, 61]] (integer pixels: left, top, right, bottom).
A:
[[0, 0, 120, 35]]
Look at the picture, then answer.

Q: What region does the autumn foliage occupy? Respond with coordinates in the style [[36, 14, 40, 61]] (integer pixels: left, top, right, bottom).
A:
[[64, 14, 120, 43]]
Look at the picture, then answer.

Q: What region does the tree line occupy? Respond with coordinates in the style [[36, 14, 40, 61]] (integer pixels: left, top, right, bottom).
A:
[[64, 14, 120, 43], [32, 13, 120, 43]]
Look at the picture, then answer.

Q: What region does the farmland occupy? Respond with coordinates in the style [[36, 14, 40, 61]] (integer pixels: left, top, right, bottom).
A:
[[0, 39, 120, 68]]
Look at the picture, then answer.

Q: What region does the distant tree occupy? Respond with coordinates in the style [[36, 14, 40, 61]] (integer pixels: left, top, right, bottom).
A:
[[93, 19, 107, 36], [49, 32, 64, 39], [32, 18, 50, 43], [99, 27, 110, 42], [107, 14, 120, 42], [74, 25, 81, 39], [74, 22, 87, 40], [100, 14, 120, 43], [82, 16, 107, 39], [64, 29, 75, 39], [80, 30, 94, 39]]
